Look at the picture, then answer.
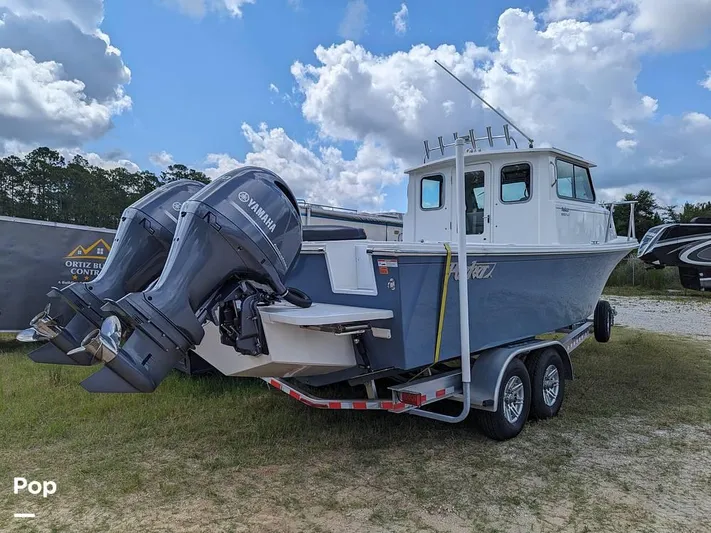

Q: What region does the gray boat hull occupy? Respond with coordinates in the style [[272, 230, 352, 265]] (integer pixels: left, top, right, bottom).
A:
[[286, 247, 629, 377]]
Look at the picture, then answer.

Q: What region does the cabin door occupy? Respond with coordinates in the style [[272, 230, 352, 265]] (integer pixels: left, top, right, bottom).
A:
[[462, 163, 492, 242]]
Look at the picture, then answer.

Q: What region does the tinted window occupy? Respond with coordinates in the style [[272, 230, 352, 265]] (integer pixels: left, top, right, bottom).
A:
[[421, 175, 443, 209], [556, 159, 594, 201], [574, 165, 594, 201], [465, 170, 485, 235], [501, 163, 531, 203], [556, 160, 574, 198]]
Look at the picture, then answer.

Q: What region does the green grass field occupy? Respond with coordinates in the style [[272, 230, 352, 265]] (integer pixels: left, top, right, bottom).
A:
[[1, 329, 711, 532]]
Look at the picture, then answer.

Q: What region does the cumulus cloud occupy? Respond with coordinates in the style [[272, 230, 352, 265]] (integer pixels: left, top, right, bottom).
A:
[[545, 0, 711, 50], [289, 7, 711, 205], [149, 151, 176, 168], [393, 3, 408, 35], [701, 71, 711, 90], [0, 0, 131, 152], [164, 0, 255, 18], [339, 0, 368, 40], [203, 123, 403, 210]]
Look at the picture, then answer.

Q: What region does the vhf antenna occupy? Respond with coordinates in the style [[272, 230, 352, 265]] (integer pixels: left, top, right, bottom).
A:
[[434, 59, 534, 149]]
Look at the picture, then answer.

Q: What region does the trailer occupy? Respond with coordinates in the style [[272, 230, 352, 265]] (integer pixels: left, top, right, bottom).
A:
[[261, 319, 601, 439]]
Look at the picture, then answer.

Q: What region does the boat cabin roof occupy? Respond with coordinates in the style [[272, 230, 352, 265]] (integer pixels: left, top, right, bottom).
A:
[[404, 147, 596, 175]]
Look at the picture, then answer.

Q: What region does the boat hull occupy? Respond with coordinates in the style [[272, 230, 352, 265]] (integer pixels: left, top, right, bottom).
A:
[[194, 244, 632, 381]]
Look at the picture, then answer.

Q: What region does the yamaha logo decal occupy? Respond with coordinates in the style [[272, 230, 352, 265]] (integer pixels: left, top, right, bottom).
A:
[[172, 202, 182, 212], [238, 191, 250, 203]]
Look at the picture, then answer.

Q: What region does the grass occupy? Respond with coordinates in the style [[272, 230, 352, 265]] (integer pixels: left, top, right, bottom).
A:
[[1, 329, 711, 532], [604, 285, 711, 299]]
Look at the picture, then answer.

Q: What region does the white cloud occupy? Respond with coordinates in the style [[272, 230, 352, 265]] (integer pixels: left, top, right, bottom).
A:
[[164, 0, 255, 18], [269, 83, 279, 93], [203, 123, 403, 210], [0, 1, 131, 151], [0, 0, 104, 33], [338, 0, 368, 40], [683, 112, 711, 130], [545, 0, 711, 50], [0, 49, 124, 151], [71, 150, 141, 173], [290, 7, 711, 205], [616, 139, 637, 152], [393, 3, 408, 35], [149, 151, 176, 168], [701, 71, 711, 90]]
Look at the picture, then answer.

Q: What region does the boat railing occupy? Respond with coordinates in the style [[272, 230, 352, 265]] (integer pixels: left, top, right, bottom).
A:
[[296, 200, 359, 214], [601, 200, 638, 243]]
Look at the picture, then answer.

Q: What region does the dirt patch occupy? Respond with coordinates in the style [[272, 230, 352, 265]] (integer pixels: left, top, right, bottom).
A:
[[606, 295, 711, 341]]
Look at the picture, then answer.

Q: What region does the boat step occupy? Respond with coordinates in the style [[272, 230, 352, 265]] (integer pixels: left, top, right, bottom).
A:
[[388, 369, 463, 408], [258, 302, 393, 326]]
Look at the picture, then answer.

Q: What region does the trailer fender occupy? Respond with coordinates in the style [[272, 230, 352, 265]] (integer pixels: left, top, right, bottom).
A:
[[469, 340, 572, 413]]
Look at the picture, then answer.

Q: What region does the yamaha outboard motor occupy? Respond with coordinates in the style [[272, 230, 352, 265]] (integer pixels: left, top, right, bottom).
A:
[[78, 166, 310, 393], [18, 180, 206, 365]]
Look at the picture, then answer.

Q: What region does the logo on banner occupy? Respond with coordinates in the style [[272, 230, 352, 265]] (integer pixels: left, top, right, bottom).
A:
[[60, 238, 112, 285]]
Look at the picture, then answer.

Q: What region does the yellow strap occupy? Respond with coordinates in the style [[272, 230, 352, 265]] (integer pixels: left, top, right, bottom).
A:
[[434, 243, 452, 363]]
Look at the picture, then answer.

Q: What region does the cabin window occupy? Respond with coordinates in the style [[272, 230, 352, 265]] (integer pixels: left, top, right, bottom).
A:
[[500, 163, 531, 203], [420, 175, 443, 210], [465, 170, 485, 235], [556, 159, 595, 202]]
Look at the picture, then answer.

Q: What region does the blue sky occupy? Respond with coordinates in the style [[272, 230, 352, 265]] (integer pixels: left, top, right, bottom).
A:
[[1, 0, 710, 212], [90, 0, 534, 166]]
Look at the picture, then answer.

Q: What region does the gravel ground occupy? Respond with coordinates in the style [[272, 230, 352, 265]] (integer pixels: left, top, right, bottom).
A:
[[606, 295, 711, 341]]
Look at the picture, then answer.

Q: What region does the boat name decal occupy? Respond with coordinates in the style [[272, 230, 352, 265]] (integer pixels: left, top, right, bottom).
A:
[[239, 192, 277, 233], [449, 261, 496, 280]]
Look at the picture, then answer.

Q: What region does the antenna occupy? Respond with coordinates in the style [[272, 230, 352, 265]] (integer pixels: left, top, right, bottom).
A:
[[434, 59, 534, 148]]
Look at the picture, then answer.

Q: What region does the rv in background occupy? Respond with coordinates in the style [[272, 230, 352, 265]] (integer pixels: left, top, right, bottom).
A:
[[0, 204, 404, 331], [299, 201, 403, 241]]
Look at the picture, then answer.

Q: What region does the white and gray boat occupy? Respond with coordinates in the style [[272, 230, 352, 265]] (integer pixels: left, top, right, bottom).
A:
[[18, 68, 638, 440]]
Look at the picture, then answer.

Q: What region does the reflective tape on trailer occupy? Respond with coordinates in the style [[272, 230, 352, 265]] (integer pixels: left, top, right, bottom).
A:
[[263, 377, 409, 411]]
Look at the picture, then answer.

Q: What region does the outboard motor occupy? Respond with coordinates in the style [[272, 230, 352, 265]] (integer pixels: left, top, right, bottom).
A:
[[78, 166, 310, 393], [18, 180, 206, 365]]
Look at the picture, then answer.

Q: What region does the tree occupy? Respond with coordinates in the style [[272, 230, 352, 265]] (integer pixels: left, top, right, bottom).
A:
[[612, 189, 663, 239], [0, 147, 210, 229], [664, 201, 711, 223], [160, 164, 210, 184]]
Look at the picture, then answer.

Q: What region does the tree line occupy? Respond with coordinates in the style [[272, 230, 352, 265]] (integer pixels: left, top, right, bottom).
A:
[[0, 147, 209, 229], [611, 189, 711, 239], [1, 147, 710, 233]]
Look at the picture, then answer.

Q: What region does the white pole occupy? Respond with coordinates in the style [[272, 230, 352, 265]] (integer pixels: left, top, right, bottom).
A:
[[455, 138, 471, 384]]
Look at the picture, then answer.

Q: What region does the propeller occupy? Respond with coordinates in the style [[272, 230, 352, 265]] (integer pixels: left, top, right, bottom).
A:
[[66, 316, 122, 365], [17, 303, 61, 342]]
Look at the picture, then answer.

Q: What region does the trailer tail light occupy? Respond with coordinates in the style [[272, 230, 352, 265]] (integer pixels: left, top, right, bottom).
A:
[[399, 392, 424, 407]]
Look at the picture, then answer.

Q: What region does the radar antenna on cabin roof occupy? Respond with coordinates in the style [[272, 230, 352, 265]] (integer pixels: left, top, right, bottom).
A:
[[423, 60, 535, 161]]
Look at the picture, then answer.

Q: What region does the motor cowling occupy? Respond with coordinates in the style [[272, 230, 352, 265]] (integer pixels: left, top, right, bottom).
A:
[[21, 179, 205, 366], [80, 166, 308, 393]]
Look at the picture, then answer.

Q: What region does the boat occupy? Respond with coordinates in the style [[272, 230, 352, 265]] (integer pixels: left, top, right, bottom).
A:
[[17, 65, 638, 440], [637, 218, 711, 291]]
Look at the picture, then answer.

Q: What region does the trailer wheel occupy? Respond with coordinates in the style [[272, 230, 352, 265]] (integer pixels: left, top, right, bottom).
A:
[[594, 300, 613, 343], [526, 348, 565, 420], [476, 358, 531, 441]]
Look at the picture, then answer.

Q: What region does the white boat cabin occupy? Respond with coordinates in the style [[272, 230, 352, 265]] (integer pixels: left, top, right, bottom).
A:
[[403, 147, 614, 246]]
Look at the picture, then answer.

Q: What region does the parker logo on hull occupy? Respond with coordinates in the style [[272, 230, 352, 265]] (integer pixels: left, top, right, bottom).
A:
[[449, 261, 496, 280], [238, 191, 277, 233]]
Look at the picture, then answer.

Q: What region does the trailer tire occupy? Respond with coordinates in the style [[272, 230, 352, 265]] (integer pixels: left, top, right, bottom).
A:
[[476, 358, 531, 441], [526, 348, 565, 420], [594, 300, 613, 343]]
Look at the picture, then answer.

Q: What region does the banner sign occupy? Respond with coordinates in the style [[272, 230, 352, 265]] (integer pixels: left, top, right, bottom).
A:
[[0, 217, 116, 331]]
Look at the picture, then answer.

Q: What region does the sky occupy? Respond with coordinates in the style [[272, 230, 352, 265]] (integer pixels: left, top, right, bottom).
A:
[[1, 0, 710, 214]]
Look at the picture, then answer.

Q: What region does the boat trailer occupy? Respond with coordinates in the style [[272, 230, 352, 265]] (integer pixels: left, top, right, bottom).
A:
[[262, 318, 599, 440]]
